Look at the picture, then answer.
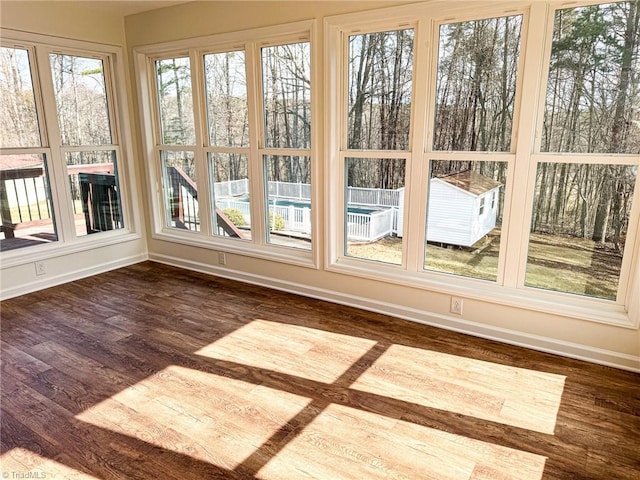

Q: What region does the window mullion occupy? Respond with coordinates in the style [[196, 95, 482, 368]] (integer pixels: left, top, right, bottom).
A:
[[245, 42, 266, 245], [617, 174, 640, 306], [405, 18, 431, 273], [35, 46, 76, 242], [190, 48, 212, 237], [502, 3, 549, 289], [101, 55, 119, 147]]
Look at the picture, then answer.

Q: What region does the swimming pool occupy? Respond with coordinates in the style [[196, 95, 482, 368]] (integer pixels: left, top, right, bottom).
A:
[[232, 197, 378, 215]]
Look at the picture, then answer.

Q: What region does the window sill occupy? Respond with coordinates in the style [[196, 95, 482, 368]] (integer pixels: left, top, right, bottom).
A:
[[151, 229, 319, 270], [0, 230, 142, 270]]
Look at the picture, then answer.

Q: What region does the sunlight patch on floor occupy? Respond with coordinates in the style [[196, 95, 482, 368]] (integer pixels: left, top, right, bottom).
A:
[[257, 403, 547, 480], [195, 319, 377, 383], [75, 365, 311, 470], [0, 447, 100, 479], [350, 344, 566, 434]]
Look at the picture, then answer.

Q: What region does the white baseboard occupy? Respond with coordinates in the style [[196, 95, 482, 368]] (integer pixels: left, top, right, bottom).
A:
[[1, 253, 148, 301], [149, 253, 640, 373]]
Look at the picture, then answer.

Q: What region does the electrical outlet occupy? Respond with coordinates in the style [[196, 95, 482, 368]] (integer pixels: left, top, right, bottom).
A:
[[450, 296, 463, 315], [35, 261, 46, 276], [218, 252, 226, 265]]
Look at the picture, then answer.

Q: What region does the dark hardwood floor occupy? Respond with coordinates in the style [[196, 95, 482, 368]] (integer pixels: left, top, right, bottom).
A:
[[1, 261, 639, 479]]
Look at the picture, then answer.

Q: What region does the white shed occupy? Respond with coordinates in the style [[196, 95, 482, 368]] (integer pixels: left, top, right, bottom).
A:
[[426, 170, 502, 247]]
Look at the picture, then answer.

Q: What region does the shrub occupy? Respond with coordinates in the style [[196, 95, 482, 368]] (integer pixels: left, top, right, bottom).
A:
[[269, 212, 285, 231], [223, 208, 245, 227]]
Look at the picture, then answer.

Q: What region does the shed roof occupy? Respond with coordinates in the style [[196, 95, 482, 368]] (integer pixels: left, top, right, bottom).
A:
[[437, 170, 502, 196]]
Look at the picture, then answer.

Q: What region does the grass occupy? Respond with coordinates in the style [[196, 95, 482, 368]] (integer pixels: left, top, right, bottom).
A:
[[347, 231, 621, 300], [525, 233, 621, 300]]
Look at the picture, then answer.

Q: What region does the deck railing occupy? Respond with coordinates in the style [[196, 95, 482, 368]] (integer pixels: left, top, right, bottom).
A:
[[166, 166, 200, 231], [2, 171, 402, 242], [1, 163, 115, 238]]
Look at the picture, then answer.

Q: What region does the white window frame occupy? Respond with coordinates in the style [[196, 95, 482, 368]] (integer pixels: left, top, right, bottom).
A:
[[135, 21, 320, 269], [325, 1, 640, 327], [0, 29, 140, 269]]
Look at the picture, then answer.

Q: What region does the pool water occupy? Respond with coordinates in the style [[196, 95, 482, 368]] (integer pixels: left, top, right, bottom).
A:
[[237, 197, 378, 215]]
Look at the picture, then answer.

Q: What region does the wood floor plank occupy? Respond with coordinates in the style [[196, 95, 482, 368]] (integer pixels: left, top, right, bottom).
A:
[[350, 343, 566, 434], [1, 261, 639, 479]]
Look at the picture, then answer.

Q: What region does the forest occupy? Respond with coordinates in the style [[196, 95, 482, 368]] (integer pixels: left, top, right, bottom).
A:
[[1, 50, 113, 151]]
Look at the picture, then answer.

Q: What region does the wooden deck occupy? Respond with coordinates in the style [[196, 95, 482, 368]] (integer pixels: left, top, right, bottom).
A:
[[1, 262, 639, 479]]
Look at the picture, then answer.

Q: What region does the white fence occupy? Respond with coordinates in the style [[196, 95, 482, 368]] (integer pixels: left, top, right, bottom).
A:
[[268, 181, 311, 200], [214, 181, 403, 241], [347, 209, 396, 242], [213, 179, 249, 198], [271, 204, 312, 234], [346, 187, 402, 208]]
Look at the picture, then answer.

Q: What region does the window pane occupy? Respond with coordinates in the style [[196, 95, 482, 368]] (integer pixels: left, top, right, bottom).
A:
[[348, 29, 413, 150], [50, 54, 112, 146], [161, 151, 198, 231], [525, 163, 636, 299], [156, 58, 195, 145], [0, 47, 40, 148], [424, 161, 506, 281], [543, 2, 640, 154], [264, 155, 311, 250], [204, 51, 249, 147], [0, 154, 57, 250], [262, 42, 311, 149], [345, 158, 405, 264], [433, 15, 522, 152], [66, 151, 123, 237], [209, 153, 251, 240]]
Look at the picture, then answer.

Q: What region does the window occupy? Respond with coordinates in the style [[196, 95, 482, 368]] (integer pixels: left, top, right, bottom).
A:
[[161, 150, 198, 231], [154, 56, 199, 233], [50, 54, 124, 237], [156, 57, 195, 145], [343, 28, 413, 264], [347, 29, 413, 150], [0, 46, 58, 250], [425, 161, 506, 282], [326, 2, 639, 325], [423, 14, 521, 282], [0, 47, 40, 148], [204, 50, 251, 240], [524, 1, 640, 301], [140, 22, 316, 262], [210, 152, 251, 239], [261, 41, 312, 250], [0, 34, 132, 255], [433, 15, 523, 152], [526, 163, 636, 300], [345, 157, 406, 265]]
